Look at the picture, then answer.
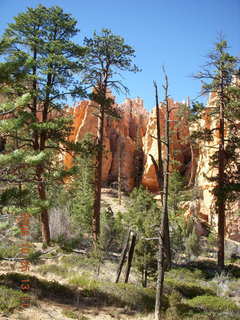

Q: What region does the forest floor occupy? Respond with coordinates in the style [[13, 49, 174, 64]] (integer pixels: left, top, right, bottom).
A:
[[0, 188, 240, 319], [0, 251, 240, 320]]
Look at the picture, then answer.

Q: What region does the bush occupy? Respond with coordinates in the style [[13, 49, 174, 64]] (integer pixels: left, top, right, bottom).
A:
[[165, 279, 215, 298], [0, 221, 9, 232], [166, 268, 204, 281], [56, 235, 81, 252], [0, 285, 29, 314], [69, 274, 99, 297], [186, 295, 240, 313], [69, 273, 166, 312], [0, 244, 19, 258], [0, 273, 75, 303], [37, 264, 70, 278], [185, 228, 201, 260], [62, 309, 79, 319], [61, 254, 98, 270]]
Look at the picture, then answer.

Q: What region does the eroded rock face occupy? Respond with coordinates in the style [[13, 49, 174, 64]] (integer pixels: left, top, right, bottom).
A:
[[189, 92, 240, 241], [65, 97, 149, 191], [142, 99, 191, 191], [64, 92, 240, 241]]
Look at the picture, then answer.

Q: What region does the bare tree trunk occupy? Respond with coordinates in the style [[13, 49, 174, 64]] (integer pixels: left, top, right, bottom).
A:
[[142, 265, 148, 288], [93, 106, 105, 243], [115, 229, 131, 283], [154, 81, 164, 191], [188, 143, 196, 187], [217, 68, 226, 271], [155, 70, 171, 320], [36, 165, 50, 246], [124, 232, 136, 283], [151, 81, 171, 270]]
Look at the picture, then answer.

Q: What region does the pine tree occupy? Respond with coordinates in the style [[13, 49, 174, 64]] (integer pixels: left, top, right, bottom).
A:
[[123, 186, 161, 287], [0, 5, 86, 246], [82, 29, 140, 243], [69, 134, 96, 235], [194, 39, 240, 270]]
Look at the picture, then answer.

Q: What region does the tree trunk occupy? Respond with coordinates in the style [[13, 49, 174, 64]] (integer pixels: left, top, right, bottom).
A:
[[36, 166, 50, 246], [115, 229, 131, 283], [188, 143, 196, 187], [217, 69, 226, 271], [152, 81, 171, 270], [92, 106, 105, 243], [154, 81, 164, 191], [124, 232, 136, 283], [142, 268, 148, 288], [155, 71, 171, 320]]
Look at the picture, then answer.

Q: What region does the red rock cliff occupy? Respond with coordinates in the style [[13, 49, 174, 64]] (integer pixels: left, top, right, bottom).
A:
[[65, 97, 149, 191]]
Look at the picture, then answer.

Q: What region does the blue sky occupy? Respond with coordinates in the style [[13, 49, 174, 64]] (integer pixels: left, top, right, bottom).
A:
[[0, 0, 239, 111]]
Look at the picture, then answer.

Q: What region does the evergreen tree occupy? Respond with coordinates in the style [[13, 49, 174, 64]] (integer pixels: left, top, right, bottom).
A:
[[69, 134, 96, 235], [81, 29, 140, 243], [0, 5, 86, 246], [194, 39, 240, 270], [123, 186, 161, 287]]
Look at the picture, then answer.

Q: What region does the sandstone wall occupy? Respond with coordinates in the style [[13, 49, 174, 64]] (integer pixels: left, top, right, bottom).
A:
[[65, 97, 149, 191], [65, 93, 240, 241], [142, 99, 191, 191], [190, 92, 240, 241]]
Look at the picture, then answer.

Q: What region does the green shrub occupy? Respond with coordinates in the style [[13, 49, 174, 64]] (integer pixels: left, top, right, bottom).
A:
[[0, 285, 29, 314], [165, 303, 197, 319], [0, 221, 9, 231], [165, 279, 215, 298], [62, 309, 79, 319], [185, 229, 201, 260], [168, 290, 182, 307], [166, 268, 204, 281], [69, 274, 165, 312], [182, 260, 219, 279], [69, 274, 99, 296], [57, 236, 80, 252], [0, 245, 19, 258], [27, 250, 42, 264], [37, 264, 69, 278], [0, 273, 75, 303], [187, 295, 240, 313]]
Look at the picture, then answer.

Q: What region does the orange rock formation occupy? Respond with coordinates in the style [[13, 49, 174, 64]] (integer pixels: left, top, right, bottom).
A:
[[65, 97, 148, 191]]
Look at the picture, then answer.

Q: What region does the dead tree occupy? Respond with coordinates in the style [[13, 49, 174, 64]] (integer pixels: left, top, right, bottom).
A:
[[115, 229, 131, 283], [150, 80, 171, 270], [124, 231, 137, 283], [155, 69, 171, 320]]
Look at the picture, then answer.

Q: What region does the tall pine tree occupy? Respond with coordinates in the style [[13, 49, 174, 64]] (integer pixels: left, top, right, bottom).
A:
[[194, 39, 240, 270], [82, 29, 140, 243], [0, 5, 86, 246]]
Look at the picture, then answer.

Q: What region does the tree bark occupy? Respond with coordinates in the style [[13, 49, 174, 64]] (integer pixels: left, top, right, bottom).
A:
[[92, 105, 105, 243], [151, 81, 171, 270], [188, 143, 196, 187], [124, 232, 136, 283], [217, 67, 226, 271], [115, 229, 131, 283], [36, 165, 50, 246], [154, 81, 164, 191], [155, 71, 171, 320]]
